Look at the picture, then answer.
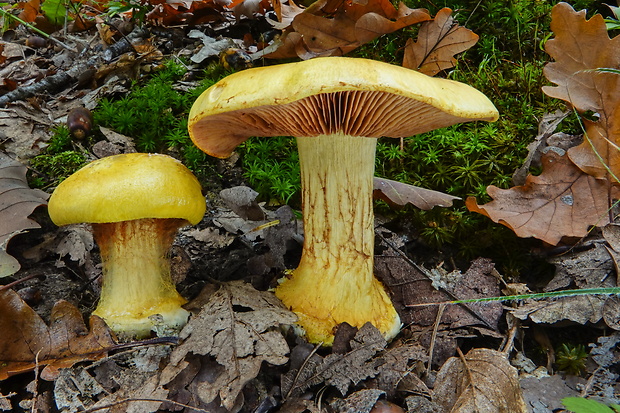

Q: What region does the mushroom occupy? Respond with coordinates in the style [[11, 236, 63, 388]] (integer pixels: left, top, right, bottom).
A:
[[188, 57, 499, 345], [48, 153, 206, 338]]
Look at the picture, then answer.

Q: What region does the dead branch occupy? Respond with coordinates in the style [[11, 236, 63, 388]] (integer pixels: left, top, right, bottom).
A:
[[0, 28, 146, 108]]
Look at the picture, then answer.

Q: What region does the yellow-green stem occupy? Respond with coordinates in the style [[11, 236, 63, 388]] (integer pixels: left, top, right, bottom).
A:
[[275, 133, 400, 344], [92, 218, 189, 338]]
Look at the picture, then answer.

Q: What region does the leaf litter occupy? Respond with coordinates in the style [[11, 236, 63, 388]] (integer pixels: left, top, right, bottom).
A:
[[2, 0, 620, 411]]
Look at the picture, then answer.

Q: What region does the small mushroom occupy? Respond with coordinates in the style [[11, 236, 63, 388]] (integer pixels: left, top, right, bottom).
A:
[[48, 153, 206, 338], [188, 57, 499, 345]]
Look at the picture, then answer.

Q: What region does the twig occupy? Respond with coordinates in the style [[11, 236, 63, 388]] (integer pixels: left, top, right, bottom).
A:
[[81, 398, 212, 413], [424, 303, 445, 377], [30, 350, 41, 413], [0, 9, 73, 51], [0, 270, 45, 292], [284, 342, 323, 400], [0, 28, 146, 108]]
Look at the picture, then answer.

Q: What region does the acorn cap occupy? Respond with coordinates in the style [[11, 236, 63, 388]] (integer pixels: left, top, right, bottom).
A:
[[188, 56, 499, 158], [48, 153, 205, 226]]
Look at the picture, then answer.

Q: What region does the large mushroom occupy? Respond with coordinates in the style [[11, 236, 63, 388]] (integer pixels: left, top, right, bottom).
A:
[[188, 57, 499, 345], [48, 153, 206, 338]]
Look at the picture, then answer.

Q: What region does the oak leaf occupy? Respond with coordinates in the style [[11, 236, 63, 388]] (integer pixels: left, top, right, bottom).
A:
[[402, 8, 478, 76], [466, 150, 617, 245], [267, 0, 430, 59], [542, 3, 620, 179], [0, 289, 116, 381], [282, 323, 425, 398], [433, 348, 527, 412], [0, 153, 49, 277], [159, 281, 296, 411]]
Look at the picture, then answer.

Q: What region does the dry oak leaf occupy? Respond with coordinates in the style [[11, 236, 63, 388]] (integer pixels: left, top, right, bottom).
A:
[[433, 348, 527, 413], [0, 289, 117, 381], [373, 177, 459, 210], [267, 0, 430, 59], [159, 281, 296, 411], [466, 150, 617, 245], [282, 323, 386, 398], [542, 2, 620, 179], [402, 7, 478, 76], [0, 153, 49, 277]]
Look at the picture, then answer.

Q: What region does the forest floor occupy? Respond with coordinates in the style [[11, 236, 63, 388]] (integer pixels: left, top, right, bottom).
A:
[[1, 2, 620, 413]]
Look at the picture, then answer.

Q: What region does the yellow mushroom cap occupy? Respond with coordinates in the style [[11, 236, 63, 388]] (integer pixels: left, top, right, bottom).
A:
[[48, 153, 206, 226], [189, 56, 499, 158]]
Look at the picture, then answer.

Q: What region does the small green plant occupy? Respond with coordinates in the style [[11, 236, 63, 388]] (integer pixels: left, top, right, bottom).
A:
[[555, 343, 589, 375], [29, 151, 87, 188], [28, 124, 88, 189], [93, 60, 228, 180], [239, 136, 300, 204], [562, 397, 620, 413]]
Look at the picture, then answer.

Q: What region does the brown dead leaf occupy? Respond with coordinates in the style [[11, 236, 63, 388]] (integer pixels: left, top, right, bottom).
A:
[[373, 177, 459, 210], [283, 323, 425, 400], [433, 348, 527, 413], [542, 3, 620, 179], [0, 153, 49, 277], [511, 295, 608, 325], [17, 0, 40, 23], [330, 388, 385, 413], [282, 323, 387, 398], [0, 289, 116, 381], [466, 150, 617, 245], [402, 8, 478, 76], [160, 281, 296, 411], [267, 0, 430, 59]]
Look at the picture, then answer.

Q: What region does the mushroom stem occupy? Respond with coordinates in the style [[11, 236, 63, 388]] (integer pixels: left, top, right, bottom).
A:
[[92, 218, 189, 337], [275, 133, 400, 344]]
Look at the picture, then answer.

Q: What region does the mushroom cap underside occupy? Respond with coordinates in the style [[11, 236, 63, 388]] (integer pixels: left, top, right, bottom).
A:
[[189, 56, 499, 158], [48, 153, 206, 226]]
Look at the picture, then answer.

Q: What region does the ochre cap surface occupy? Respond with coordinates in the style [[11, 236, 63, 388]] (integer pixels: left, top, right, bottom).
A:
[[189, 56, 499, 158], [48, 153, 206, 226]]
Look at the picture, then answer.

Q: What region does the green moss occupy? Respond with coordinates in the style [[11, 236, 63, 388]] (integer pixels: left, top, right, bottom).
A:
[[92, 60, 229, 179], [29, 151, 87, 188]]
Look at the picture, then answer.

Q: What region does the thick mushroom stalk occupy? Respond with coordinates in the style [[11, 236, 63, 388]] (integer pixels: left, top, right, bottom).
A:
[[48, 153, 206, 339], [275, 134, 400, 344], [187, 57, 499, 344], [92, 218, 189, 336]]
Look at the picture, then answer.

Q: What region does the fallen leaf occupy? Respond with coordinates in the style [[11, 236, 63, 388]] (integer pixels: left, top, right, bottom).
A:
[[220, 185, 266, 221], [188, 30, 236, 63], [266, 0, 430, 59], [511, 295, 607, 325], [0, 153, 49, 277], [466, 150, 618, 245], [542, 3, 620, 179], [330, 388, 385, 413], [546, 243, 615, 292], [511, 242, 617, 327], [160, 281, 296, 411], [373, 177, 459, 210], [511, 110, 571, 186], [283, 323, 387, 397], [520, 375, 580, 412], [0, 289, 116, 381], [402, 8, 478, 76], [55, 347, 171, 413], [433, 348, 527, 413], [283, 323, 425, 400]]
